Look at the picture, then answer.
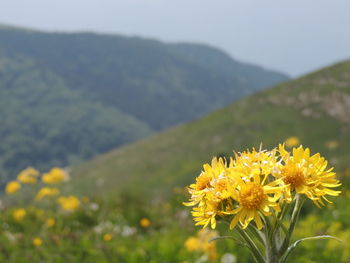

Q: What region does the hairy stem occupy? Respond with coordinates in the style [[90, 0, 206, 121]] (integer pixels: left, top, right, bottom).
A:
[[237, 227, 266, 263]]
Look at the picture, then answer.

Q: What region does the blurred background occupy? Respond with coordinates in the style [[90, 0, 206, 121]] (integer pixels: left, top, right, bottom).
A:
[[0, 1, 349, 262]]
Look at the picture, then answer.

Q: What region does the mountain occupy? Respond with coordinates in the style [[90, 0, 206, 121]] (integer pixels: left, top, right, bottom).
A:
[[71, 59, 350, 199], [0, 26, 288, 180]]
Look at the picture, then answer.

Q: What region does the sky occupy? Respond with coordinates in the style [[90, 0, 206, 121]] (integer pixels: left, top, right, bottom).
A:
[[0, 0, 349, 76]]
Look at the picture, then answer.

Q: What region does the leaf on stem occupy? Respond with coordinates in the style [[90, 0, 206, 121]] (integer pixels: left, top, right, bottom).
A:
[[281, 235, 343, 263]]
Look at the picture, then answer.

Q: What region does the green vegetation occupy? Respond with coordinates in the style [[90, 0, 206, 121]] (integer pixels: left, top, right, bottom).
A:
[[0, 26, 287, 180]]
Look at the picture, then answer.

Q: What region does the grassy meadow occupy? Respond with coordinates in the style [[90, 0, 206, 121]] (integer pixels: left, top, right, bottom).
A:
[[1, 60, 350, 262]]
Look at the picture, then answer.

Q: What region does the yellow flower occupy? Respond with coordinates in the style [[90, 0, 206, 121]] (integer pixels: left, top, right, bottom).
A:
[[184, 157, 232, 229], [57, 196, 80, 211], [186, 157, 228, 203], [35, 187, 60, 200], [42, 167, 68, 184], [232, 148, 281, 178], [5, 181, 21, 194], [17, 167, 39, 184], [13, 208, 26, 221], [278, 145, 341, 207], [103, 233, 112, 241], [139, 218, 151, 228], [190, 197, 223, 230], [46, 218, 56, 227], [285, 136, 300, 147], [33, 237, 43, 247], [227, 150, 286, 230]]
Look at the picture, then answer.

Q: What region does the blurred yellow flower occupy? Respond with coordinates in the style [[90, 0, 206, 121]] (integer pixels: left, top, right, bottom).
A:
[[46, 218, 56, 227], [35, 187, 60, 200], [103, 233, 112, 241], [325, 140, 339, 150], [42, 167, 68, 184], [184, 237, 200, 251], [5, 181, 21, 194], [139, 218, 151, 228], [57, 196, 80, 211], [13, 208, 26, 221], [17, 167, 39, 184], [185, 229, 218, 261], [33, 237, 43, 247], [285, 136, 300, 147]]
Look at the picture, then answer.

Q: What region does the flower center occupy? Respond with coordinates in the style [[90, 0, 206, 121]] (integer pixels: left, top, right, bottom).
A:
[[282, 166, 305, 189], [195, 174, 211, 190], [239, 183, 265, 210], [214, 178, 232, 199], [215, 180, 226, 191]]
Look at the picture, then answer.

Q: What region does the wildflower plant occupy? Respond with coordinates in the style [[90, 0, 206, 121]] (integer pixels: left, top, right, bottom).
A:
[[184, 145, 342, 263]]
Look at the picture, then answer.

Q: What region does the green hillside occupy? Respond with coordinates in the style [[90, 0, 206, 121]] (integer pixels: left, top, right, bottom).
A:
[[0, 26, 287, 179], [72, 59, 350, 198], [0, 55, 151, 178]]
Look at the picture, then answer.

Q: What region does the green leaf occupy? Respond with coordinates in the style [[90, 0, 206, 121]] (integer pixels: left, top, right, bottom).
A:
[[280, 235, 343, 263]]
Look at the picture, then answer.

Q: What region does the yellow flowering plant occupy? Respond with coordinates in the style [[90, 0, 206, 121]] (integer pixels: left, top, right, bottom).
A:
[[184, 145, 342, 263]]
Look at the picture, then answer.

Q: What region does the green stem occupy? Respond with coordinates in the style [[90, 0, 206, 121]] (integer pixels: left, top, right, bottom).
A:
[[279, 194, 305, 257], [274, 202, 291, 237], [247, 225, 265, 246], [263, 216, 279, 263], [288, 195, 304, 238], [237, 227, 266, 263]]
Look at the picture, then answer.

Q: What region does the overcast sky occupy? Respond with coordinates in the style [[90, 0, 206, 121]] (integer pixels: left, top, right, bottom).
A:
[[0, 0, 349, 76]]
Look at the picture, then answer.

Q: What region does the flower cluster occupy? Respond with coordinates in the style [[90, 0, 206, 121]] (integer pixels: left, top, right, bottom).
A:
[[42, 167, 68, 184], [35, 187, 60, 200], [4, 167, 79, 212], [5, 167, 68, 195], [184, 145, 341, 230], [57, 196, 80, 212]]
